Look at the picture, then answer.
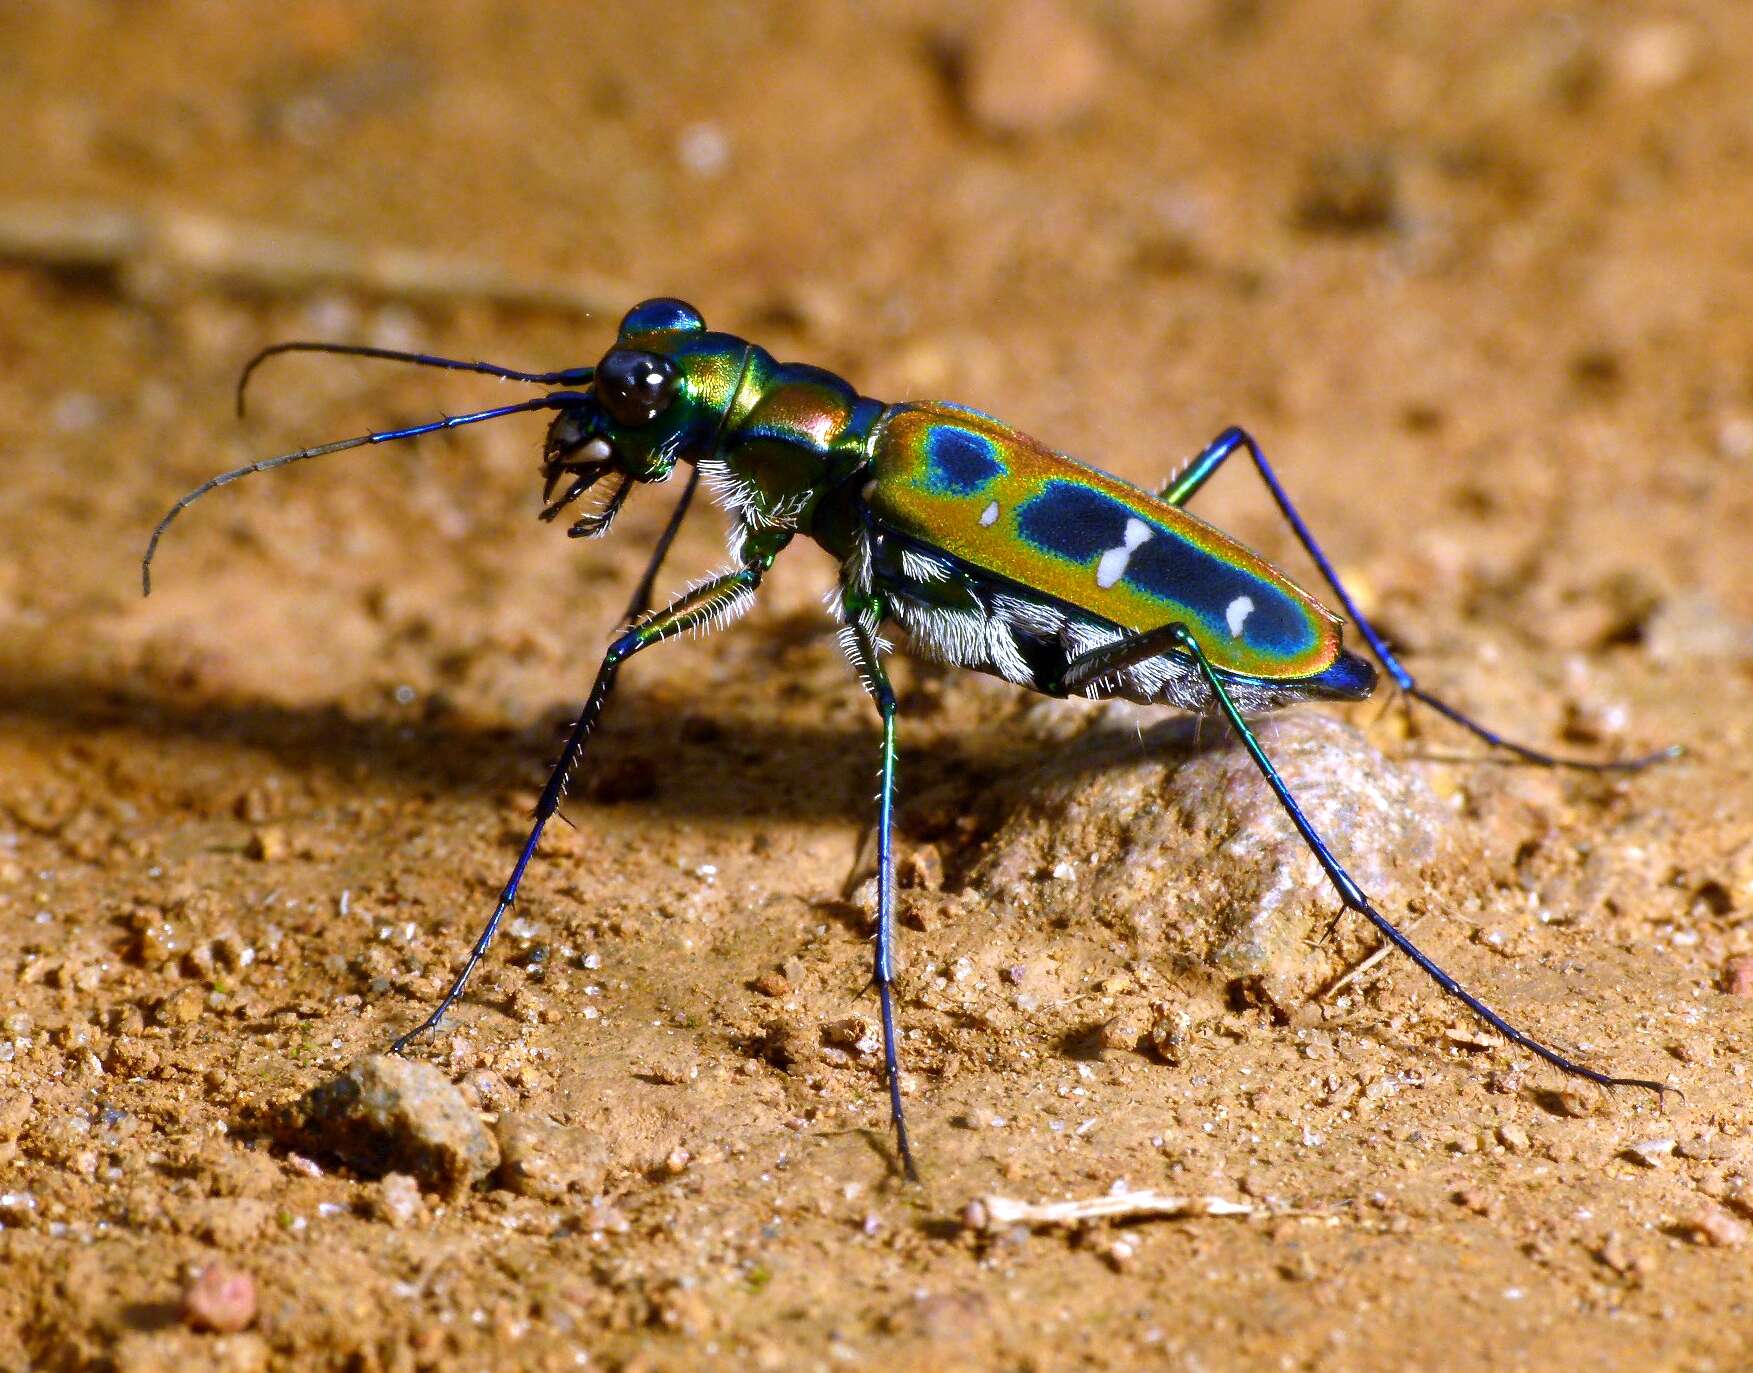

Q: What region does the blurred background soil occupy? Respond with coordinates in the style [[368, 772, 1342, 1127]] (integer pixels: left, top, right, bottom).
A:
[[2, 2, 1752, 1369]]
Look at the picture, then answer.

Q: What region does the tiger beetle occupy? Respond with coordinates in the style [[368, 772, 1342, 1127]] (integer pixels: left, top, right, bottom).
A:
[[143, 298, 1680, 1180]]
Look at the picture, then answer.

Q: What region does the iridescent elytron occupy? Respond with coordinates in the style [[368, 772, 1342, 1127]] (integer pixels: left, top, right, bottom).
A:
[[144, 298, 1678, 1179]]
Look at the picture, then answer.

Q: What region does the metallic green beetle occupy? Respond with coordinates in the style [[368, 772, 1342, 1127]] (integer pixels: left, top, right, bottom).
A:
[[145, 298, 1676, 1179]]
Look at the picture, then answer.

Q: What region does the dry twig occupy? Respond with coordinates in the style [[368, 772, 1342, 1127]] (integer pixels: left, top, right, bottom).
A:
[[963, 1189, 1255, 1233], [0, 200, 630, 317]]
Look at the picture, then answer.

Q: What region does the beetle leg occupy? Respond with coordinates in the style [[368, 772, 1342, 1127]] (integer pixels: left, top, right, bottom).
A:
[[1046, 621, 1191, 698], [391, 563, 764, 1053], [838, 609, 917, 1181], [1164, 621, 1670, 1100], [1159, 427, 1679, 772]]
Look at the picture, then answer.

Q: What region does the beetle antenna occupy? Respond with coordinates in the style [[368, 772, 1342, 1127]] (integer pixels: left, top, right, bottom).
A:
[[142, 391, 589, 596], [237, 342, 593, 419]]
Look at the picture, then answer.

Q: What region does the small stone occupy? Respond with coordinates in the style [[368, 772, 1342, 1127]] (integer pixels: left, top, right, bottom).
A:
[[1626, 1137, 1676, 1168], [900, 844, 944, 891], [1486, 1068, 1524, 1096], [644, 1047, 699, 1086], [1550, 1088, 1601, 1119], [959, 0, 1107, 137], [245, 828, 288, 862], [1722, 957, 1753, 997], [493, 1112, 608, 1201], [1452, 1187, 1494, 1217], [1098, 1012, 1144, 1054], [1496, 1123, 1532, 1153], [751, 970, 790, 998], [1145, 1003, 1190, 1065], [1677, 1207, 1748, 1248], [1612, 20, 1699, 94], [289, 1055, 499, 1199], [822, 1016, 878, 1058], [1561, 697, 1630, 748], [180, 1263, 256, 1333], [372, 1172, 424, 1227], [1595, 1231, 1641, 1277], [662, 1147, 691, 1177], [155, 986, 205, 1027]]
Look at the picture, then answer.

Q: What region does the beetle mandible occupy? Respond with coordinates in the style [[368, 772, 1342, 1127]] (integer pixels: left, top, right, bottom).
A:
[[144, 298, 1679, 1179]]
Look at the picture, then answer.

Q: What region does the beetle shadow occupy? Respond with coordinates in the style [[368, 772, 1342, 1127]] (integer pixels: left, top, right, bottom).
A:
[[0, 659, 1212, 829]]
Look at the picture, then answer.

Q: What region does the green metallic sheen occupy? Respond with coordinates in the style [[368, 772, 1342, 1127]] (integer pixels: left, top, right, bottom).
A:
[[580, 305, 1341, 685]]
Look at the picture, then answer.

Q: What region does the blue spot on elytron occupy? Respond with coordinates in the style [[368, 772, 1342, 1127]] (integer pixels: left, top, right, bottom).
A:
[[924, 427, 1004, 495], [1019, 479, 1315, 658], [1127, 536, 1313, 657], [1016, 482, 1130, 561]]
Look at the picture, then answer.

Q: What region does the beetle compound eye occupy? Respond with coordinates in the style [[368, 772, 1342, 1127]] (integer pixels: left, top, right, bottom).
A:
[[596, 350, 679, 427]]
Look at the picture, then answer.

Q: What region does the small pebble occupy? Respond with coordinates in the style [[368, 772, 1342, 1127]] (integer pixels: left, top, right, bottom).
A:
[[155, 986, 204, 1028], [1722, 956, 1753, 997], [1497, 1123, 1532, 1154], [900, 844, 944, 890], [290, 1055, 499, 1199], [1626, 1137, 1676, 1168], [1452, 1187, 1494, 1217], [1551, 1089, 1601, 1119], [1097, 1012, 1144, 1055], [822, 1016, 878, 1058], [959, 0, 1106, 137], [180, 1263, 256, 1333], [1678, 1207, 1748, 1248], [493, 1112, 608, 1202], [1595, 1231, 1641, 1277], [751, 970, 790, 998], [644, 1048, 700, 1086], [246, 828, 288, 862], [1145, 1003, 1190, 1066], [372, 1172, 424, 1227], [1612, 20, 1699, 93]]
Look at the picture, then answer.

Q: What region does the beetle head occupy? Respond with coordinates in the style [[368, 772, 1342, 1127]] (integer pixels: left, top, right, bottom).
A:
[[540, 298, 719, 538]]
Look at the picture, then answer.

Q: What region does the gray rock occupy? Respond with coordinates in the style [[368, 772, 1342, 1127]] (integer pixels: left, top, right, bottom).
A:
[[975, 708, 1455, 1000], [292, 1055, 499, 1199]]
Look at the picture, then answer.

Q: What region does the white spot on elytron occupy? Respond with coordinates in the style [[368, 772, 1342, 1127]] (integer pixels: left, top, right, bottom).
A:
[[1226, 594, 1256, 638], [1095, 517, 1153, 590], [582, 438, 612, 463], [979, 500, 1000, 527]]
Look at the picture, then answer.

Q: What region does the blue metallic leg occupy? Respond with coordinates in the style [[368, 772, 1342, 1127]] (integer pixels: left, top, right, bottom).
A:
[[839, 618, 917, 1180], [391, 565, 763, 1051], [1162, 621, 1669, 1099], [1160, 428, 1680, 771]]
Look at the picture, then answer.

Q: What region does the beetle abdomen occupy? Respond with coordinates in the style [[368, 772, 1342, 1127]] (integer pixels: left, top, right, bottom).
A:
[[867, 403, 1343, 683]]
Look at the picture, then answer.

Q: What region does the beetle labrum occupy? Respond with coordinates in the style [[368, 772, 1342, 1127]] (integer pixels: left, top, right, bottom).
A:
[[144, 298, 1678, 1179]]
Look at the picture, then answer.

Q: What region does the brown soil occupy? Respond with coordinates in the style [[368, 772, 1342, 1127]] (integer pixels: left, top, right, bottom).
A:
[[3, 3, 1751, 1370]]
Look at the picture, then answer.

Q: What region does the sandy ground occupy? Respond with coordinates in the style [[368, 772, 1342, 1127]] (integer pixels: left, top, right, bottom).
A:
[[3, 2, 1753, 1369]]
